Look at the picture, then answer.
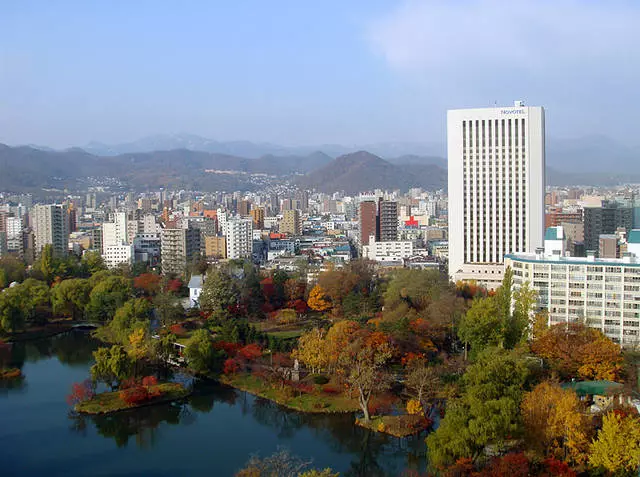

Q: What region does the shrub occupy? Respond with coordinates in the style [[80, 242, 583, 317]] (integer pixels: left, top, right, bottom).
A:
[[406, 399, 424, 416], [294, 383, 314, 394], [66, 379, 95, 406], [169, 324, 187, 336], [120, 385, 151, 405], [322, 384, 340, 395], [141, 375, 158, 387], [313, 375, 330, 385], [223, 358, 240, 375]]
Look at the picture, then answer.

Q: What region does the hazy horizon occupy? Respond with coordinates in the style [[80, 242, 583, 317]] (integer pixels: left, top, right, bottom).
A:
[[2, 1, 640, 148]]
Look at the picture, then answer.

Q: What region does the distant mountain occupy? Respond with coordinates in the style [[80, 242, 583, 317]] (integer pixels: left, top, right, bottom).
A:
[[387, 154, 448, 168], [299, 151, 447, 193], [546, 135, 640, 173]]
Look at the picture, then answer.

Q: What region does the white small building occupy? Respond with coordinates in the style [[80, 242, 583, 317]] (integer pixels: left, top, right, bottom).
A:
[[362, 235, 414, 261], [103, 244, 134, 269], [188, 274, 203, 308]]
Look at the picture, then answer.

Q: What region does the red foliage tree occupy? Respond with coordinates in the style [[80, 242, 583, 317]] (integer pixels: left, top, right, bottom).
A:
[[133, 273, 162, 296], [223, 358, 240, 375], [214, 341, 242, 357], [541, 457, 577, 477], [478, 453, 530, 477], [238, 343, 262, 361], [322, 384, 340, 395], [260, 277, 276, 303], [443, 458, 475, 477], [290, 299, 308, 314], [66, 379, 95, 406], [141, 376, 158, 387], [169, 324, 187, 336], [165, 278, 183, 294]]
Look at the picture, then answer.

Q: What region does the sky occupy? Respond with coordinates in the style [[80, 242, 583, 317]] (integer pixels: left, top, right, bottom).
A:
[[1, 0, 639, 148]]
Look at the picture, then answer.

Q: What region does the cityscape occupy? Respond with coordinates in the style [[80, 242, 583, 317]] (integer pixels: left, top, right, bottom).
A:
[[3, 2, 640, 477]]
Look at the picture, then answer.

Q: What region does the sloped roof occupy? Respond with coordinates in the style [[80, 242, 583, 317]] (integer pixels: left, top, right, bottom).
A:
[[188, 274, 203, 289]]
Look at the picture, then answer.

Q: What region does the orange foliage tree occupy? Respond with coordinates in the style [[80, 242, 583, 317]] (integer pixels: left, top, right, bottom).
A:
[[531, 322, 623, 381], [307, 285, 331, 312]]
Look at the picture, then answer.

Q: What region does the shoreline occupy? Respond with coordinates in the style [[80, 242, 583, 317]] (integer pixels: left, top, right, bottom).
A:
[[219, 374, 360, 414], [75, 383, 191, 415]]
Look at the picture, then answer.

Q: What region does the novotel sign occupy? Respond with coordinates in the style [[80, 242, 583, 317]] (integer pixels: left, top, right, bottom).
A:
[[500, 109, 526, 115]]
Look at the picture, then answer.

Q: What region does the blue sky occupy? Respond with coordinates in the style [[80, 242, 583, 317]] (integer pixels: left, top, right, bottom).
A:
[[1, 1, 639, 148]]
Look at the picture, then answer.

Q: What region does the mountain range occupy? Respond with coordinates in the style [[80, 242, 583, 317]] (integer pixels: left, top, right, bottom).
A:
[[2, 132, 640, 194]]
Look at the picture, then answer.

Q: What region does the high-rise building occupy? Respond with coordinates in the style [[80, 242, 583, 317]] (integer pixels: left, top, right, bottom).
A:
[[226, 218, 253, 259], [250, 208, 265, 230], [359, 201, 377, 246], [448, 102, 545, 288], [237, 200, 252, 217], [160, 225, 202, 275], [280, 209, 301, 236], [378, 200, 398, 242], [102, 212, 129, 251], [583, 202, 633, 254], [204, 236, 227, 259], [32, 204, 69, 258]]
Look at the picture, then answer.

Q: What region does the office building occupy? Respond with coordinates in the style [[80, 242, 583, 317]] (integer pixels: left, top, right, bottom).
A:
[[362, 236, 414, 262], [584, 202, 633, 254], [359, 201, 377, 246], [280, 209, 301, 236], [237, 200, 252, 217], [32, 204, 69, 258], [506, 226, 640, 347], [226, 218, 252, 260], [378, 200, 398, 242], [448, 101, 545, 288]]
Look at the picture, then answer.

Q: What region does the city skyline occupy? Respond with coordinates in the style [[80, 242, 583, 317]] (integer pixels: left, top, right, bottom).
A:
[[2, 1, 640, 148]]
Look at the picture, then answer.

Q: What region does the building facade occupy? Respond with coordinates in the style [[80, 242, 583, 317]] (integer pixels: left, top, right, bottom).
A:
[[32, 204, 69, 258], [583, 202, 633, 254], [448, 102, 545, 288], [160, 225, 202, 275], [280, 209, 301, 236], [226, 218, 252, 260], [378, 200, 398, 242], [359, 201, 377, 246]]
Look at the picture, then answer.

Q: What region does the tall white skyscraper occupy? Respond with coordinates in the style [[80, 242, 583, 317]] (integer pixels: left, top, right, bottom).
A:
[[447, 101, 545, 289], [226, 218, 253, 260]]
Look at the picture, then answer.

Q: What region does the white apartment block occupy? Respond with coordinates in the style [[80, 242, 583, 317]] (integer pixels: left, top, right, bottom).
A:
[[448, 101, 545, 289], [506, 227, 640, 347], [33, 204, 69, 258], [226, 218, 253, 259], [103, 244, 134, 269], [362, 235, 414, 262], [102, 212, 129, 251]]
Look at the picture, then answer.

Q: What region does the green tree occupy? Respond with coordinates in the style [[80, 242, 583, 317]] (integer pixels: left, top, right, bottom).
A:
[[184, 329, 217, 374], [90, 345, 132, 390], [17, 278, 50, 323], [457, 296, 502, 359], [153, 293, 184, 326], [0, 288, 24, 333], [98, 298, 152, 345], [39, 244, 55, 283], [0, 256, 26, 285], [427, 348, 530, 467], [199, 268, 239, 318], [51, 278, 91, 320], [512, 281, 538, 344], [151, 332, 178, 370], [85, 275, 132, 322], [81, 251, 107, 275]]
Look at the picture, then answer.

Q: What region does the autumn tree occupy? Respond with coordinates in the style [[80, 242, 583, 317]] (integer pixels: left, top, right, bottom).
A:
[[133, 273, 162, 296], [589, 411, 640, 475], [235, 448, 314, 477], [292, 328, 328, 374], [521, 381, 591, 465], [531, 322, 623, 380], [342, 330, 394, 422], [404, 357, 440, 414], [307, 285, 331, 312]]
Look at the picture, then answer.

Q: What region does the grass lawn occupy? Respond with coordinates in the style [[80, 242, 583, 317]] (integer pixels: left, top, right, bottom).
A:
[[356, 414, 432, 438], [220, 373, 360, 414], [266, 330, 303, 339], [75, 383, 190, 415]]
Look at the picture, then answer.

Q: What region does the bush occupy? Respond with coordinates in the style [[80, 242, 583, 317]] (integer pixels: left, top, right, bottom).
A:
[[141, 376, 158, 387], [322, 384, 340, 395], [313, 375, 330, 385], [120, 385, 151, 405]]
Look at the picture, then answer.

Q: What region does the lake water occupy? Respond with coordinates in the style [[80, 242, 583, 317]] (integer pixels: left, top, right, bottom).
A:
[[0, 331, 426, 476]]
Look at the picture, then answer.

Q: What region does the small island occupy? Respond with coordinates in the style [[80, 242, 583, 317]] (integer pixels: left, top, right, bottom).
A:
[[0, 367, 22, 380], [75, 382, 190, 415]]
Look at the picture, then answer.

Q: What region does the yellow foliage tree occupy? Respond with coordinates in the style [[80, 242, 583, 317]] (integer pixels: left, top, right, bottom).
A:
[[325, 320, 360, 372], [406, 399, 424, 416], [521, 381, 591, 465], [128, 328, 148, 361], [589, 412, 640, 474], [292, 328, 328, 374], [307, 285, 331, 312]]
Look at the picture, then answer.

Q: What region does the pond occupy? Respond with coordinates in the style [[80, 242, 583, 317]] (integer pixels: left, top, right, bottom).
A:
[[0, 331, 427, 476]]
